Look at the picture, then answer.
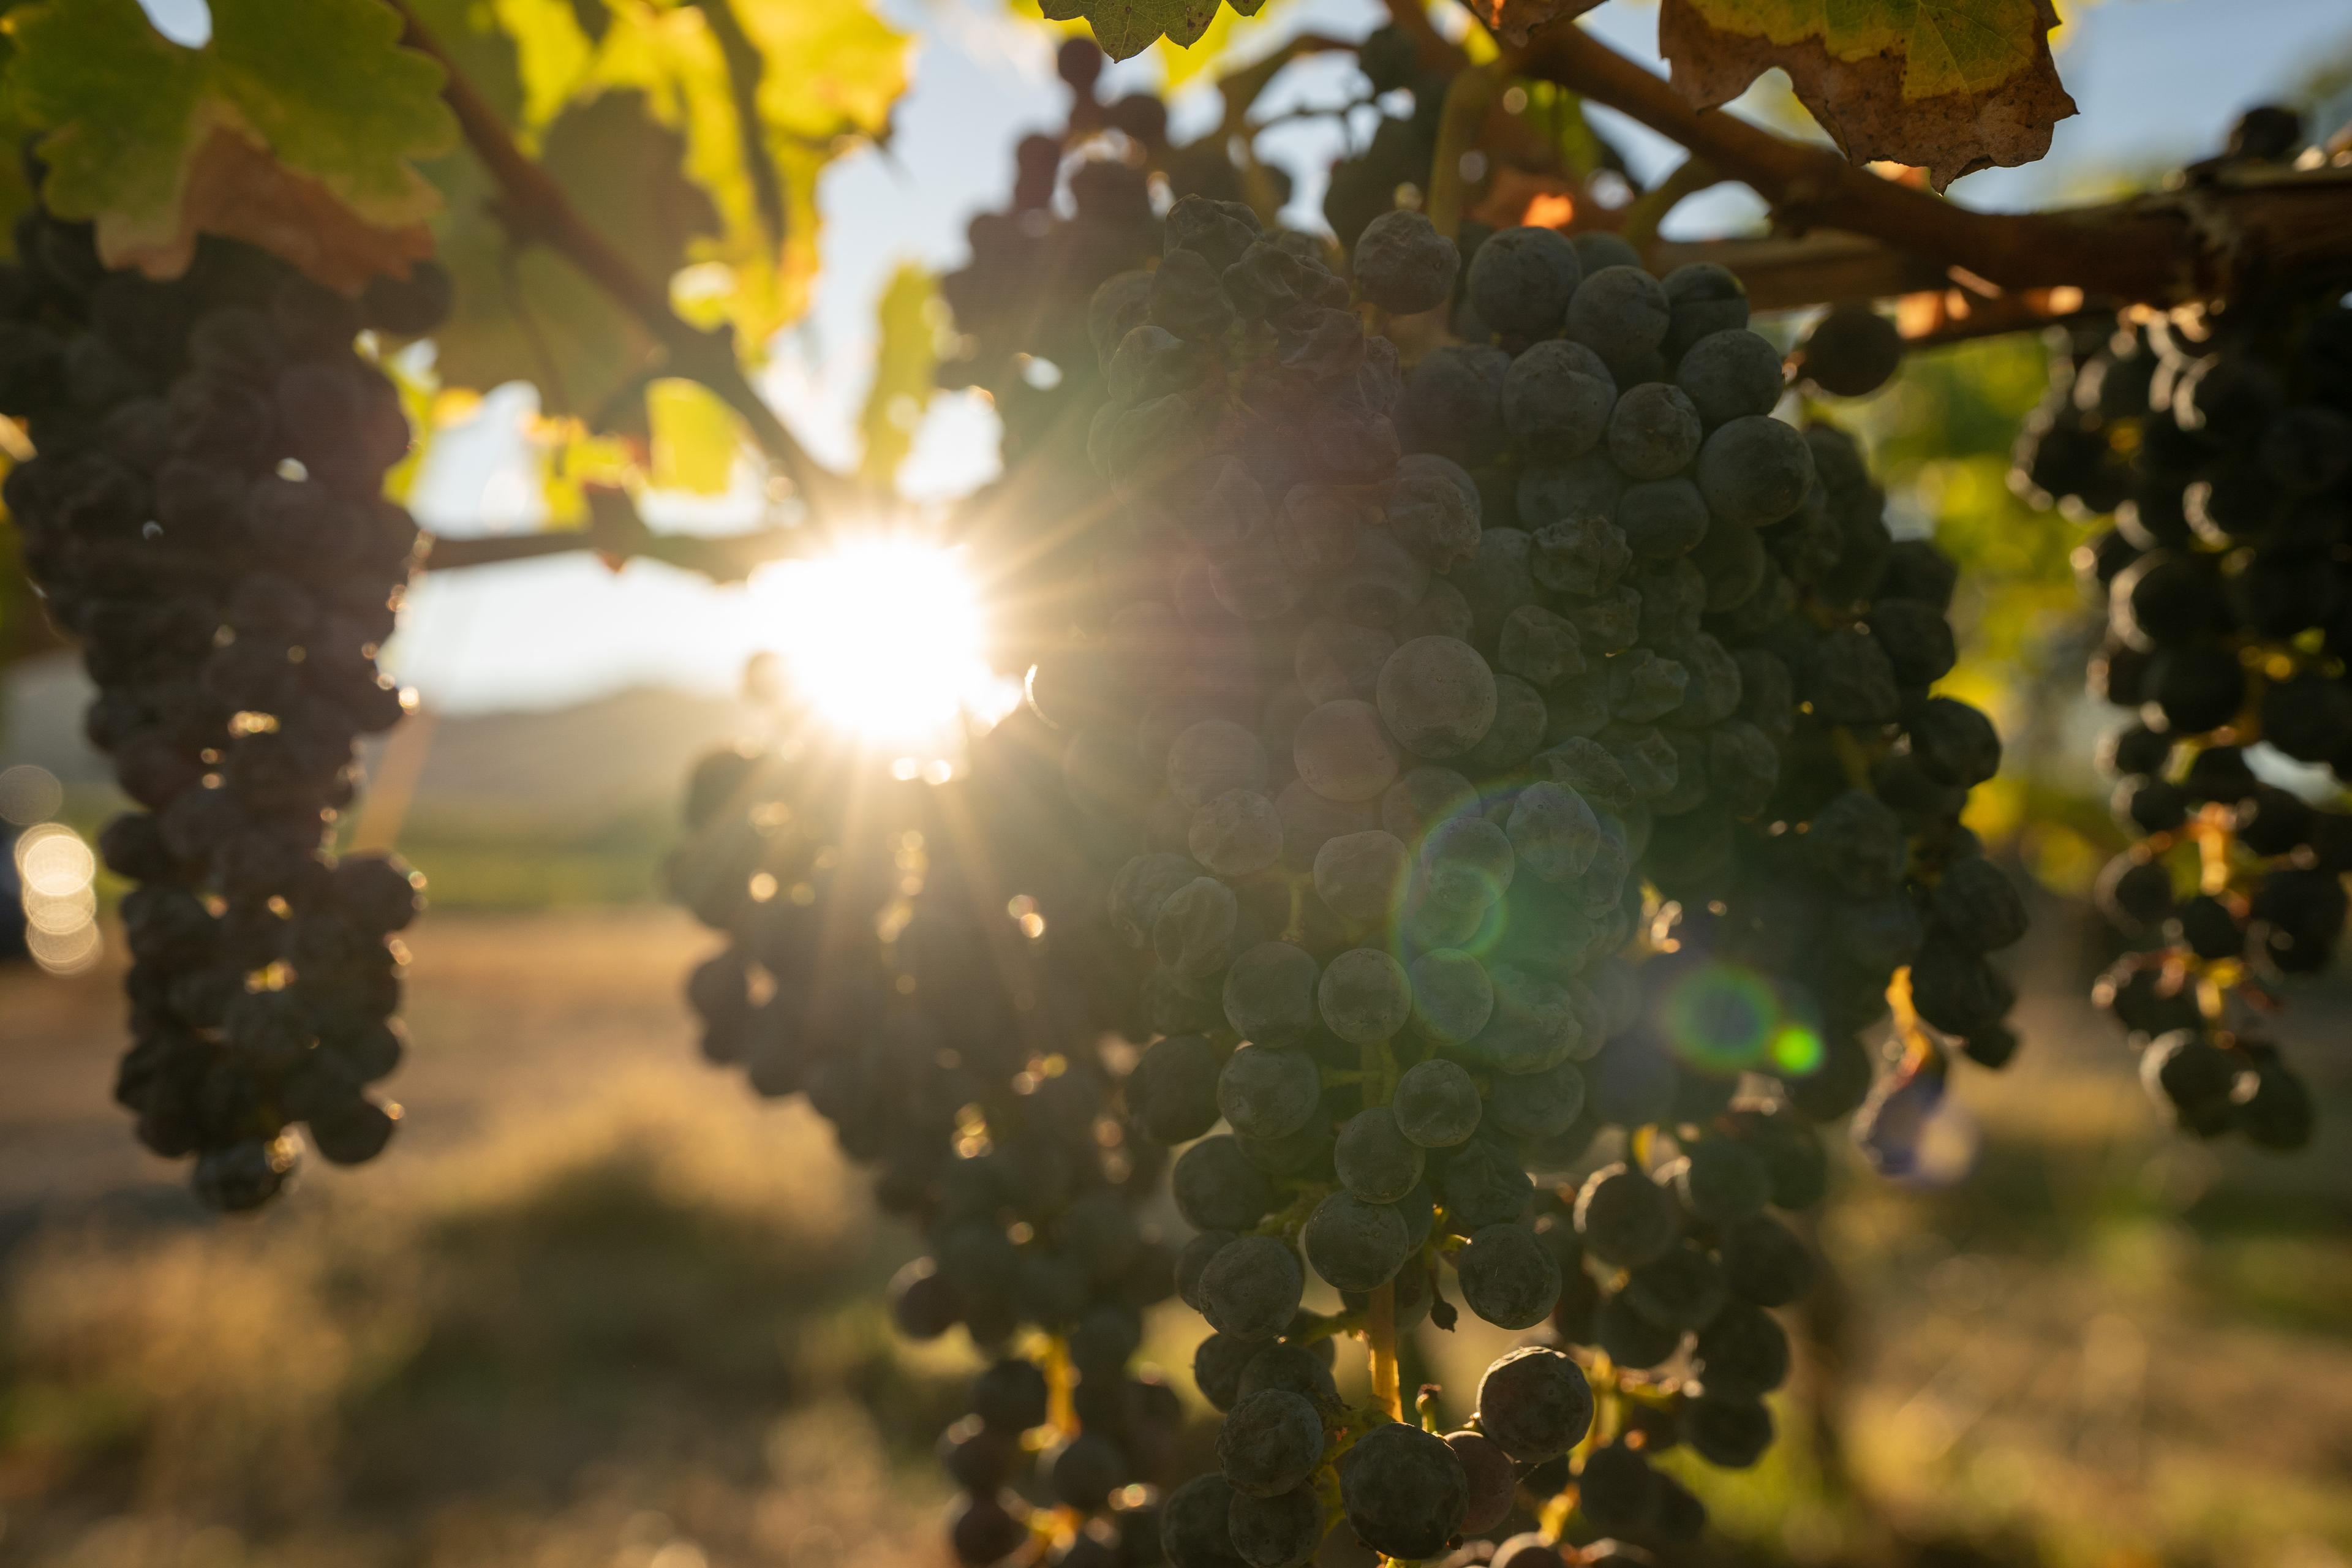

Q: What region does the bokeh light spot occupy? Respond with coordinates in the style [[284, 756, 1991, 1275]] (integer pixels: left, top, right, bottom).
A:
[[1660, 961, 1779, 1073], [1769, 1022, 1824, 1076]]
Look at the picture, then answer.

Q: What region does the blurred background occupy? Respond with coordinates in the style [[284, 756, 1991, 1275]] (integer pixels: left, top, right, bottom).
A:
[[4, 0, 2352, 1565]]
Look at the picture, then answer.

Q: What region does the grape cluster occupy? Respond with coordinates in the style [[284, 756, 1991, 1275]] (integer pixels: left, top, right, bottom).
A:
[[937, 40, 1167, 476], [2010, 109, 2342, 1151], [674, 717, 1188, 1567], [992, 195, 2022, 1566], [0, 178, 445, 1208], [938, 41, 1292, 472], [936, 43, 1299, 668], [1408, 228, 2024, 1166]]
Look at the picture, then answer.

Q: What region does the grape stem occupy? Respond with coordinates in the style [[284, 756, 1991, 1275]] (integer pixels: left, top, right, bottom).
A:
[[1617, 154, 1725, 252], [1366, 1280, 1403, 1422], [415, 481, 816, 578], [1360, 1033, 1404, 1422], [418, 517, 813, 579], [1509, 20, 2180, 300], [1426, 61, 1504, 239], [385, 0, 865, 519], [1506, 15, 2352, 312], [1044, 1333, 1079, 1438]]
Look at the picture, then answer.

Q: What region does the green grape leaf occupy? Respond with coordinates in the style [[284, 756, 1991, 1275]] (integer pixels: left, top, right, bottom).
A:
[[0, 7, 39, 257], [1657, 0, 2078, 189], [417, 0, 905, 444], [1052, 0, 1223, 61], [858, 263, 939, 490], [1009, 0, 1282, 85], [552, 1, 907, 355], [430, 88, 720, 421], [1, 0, 457, 287]]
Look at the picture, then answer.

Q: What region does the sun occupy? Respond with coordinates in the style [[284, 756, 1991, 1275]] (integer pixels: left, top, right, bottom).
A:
[[745, 535, 1019, 756]]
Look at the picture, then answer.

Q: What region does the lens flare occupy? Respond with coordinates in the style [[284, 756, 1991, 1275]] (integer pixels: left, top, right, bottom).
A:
[[13, 821, 102, 976], [1768, 1020, 1825, 1076], [1659, 960, 1780, 1073], [746, 535, 1020, 755]]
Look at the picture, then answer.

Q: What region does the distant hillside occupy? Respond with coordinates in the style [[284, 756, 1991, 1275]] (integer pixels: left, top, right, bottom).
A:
[[4, 654, 763, 829]]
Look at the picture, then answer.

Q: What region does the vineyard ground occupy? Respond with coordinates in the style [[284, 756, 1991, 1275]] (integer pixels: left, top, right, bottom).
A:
[[0, 906, 2348, 1568]]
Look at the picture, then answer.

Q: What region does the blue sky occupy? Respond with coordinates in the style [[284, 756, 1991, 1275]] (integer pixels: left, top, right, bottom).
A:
[[139, 0, 2352, 714]]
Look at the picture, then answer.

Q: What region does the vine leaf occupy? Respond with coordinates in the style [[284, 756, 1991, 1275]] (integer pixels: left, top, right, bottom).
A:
[[1009, 0, 1270, 81], [498, 0, 907, 353], [858, 263, 939, 491], [1460, 0, 1603, 51], [2, 0, 457, 287], [482, 0, 903, 362], [1657, 0, 2077, 190], [0, 12, 38, 259], [431, 88, 720, 421], [420, 0, 904, 421], [649, 377, 745, 494], [1046, 0, 1222, 61]]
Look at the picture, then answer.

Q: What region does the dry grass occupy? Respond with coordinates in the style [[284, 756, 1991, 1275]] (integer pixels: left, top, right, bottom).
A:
[[2, 908, 2349, 1568], [0, 911, 958, 1567]]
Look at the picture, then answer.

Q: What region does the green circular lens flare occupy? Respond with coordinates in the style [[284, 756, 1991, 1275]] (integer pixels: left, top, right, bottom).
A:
[[1768, 1020, 1825, 1076], [1660, 962, 1779, 1073]]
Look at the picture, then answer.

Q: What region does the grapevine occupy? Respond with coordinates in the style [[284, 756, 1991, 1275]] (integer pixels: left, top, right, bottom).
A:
[[1, 1, 2348, 1562]]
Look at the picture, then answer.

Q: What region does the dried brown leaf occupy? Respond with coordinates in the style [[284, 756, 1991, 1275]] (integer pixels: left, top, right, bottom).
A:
[[1659, 0, 2077, 190], [1462, 0, 1605, 49], [104, 108, 434, 291]]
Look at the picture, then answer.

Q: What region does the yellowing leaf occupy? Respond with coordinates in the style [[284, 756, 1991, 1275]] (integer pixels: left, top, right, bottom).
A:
[[491, 0, 598, 136], [1659, 0, 2078, 189], [1460, 0, 1602, 50], [1045, 0, 1218, 62], [2, 0, 456, 285], [579, 1, 905, 350], [731, 0, 905, 141], [0, 22, 43, 257], [377, 345, 442, 503], [858, 263, 938, 491], [648, 375, 744, 494], [1157, 2, 1280, 87], [530, 415, 635, 527]]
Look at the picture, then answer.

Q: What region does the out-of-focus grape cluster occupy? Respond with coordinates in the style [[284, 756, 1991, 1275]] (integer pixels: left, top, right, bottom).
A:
[[2013, 106, 2343, 1152], [0, 165, 444, 1208], [675, 709, 1191, 1567]]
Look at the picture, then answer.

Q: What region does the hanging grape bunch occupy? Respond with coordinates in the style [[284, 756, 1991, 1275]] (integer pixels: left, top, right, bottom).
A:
[[1406, 226, 2022, 1163], [0, 169, 446, 1209], [2011, 106, 2343, 1152], [673, 713, 1192, 1567], [937, 42, 1301, 665], [1001, 183, 2023, 1567], [937, 39, 1292, 472]]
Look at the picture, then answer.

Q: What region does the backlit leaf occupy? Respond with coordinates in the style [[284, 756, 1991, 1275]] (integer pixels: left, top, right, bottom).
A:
[[2, 0, 456, 285], [649, 376, 744, 494], [431, 87, 717, 420], [858, 263, 939, 491], [582, 1, 906, 349], [1657, 0, 2078, 189]]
